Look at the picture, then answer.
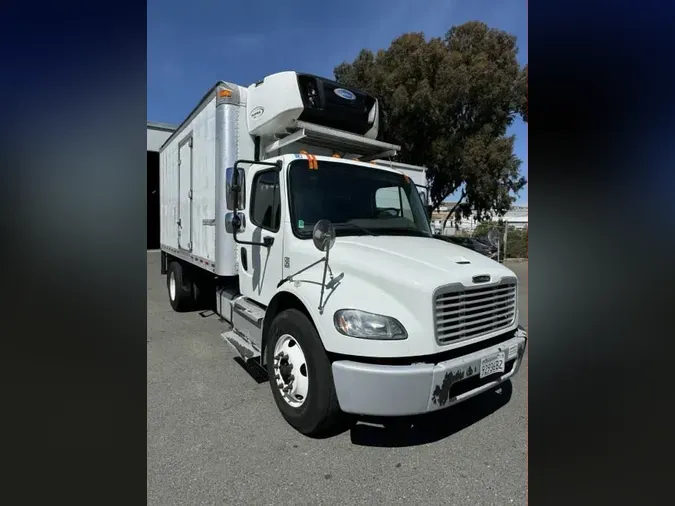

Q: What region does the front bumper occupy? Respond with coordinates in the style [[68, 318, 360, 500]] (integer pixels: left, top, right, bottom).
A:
[[331, 327, 527, 416]]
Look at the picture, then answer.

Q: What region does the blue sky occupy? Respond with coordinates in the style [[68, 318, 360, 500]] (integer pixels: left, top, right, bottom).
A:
[[148, 0, 528, 205]]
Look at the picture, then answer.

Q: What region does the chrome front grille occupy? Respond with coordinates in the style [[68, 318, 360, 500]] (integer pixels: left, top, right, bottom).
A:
[[434, 277, 517, 345]]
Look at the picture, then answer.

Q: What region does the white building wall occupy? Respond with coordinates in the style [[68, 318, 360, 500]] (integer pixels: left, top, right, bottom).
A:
[[434, 204, 528, 235]]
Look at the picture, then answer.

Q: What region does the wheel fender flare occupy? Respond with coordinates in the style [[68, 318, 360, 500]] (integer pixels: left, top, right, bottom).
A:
[[261, 289, 317, 365]]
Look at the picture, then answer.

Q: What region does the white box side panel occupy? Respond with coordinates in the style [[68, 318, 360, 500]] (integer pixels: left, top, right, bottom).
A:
[[160, 97, 217, 269], [214, 90, 255, 277], [191, 100, 217, 262], [229, 98, 256, 276], [160, 138, 179, 249]]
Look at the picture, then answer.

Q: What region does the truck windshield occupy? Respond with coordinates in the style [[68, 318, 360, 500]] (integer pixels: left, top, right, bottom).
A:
[[288, 159, 432, 238]]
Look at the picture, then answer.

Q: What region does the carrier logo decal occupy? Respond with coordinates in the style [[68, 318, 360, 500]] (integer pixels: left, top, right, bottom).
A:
[[334, 88, 356, 101], [250, 106, 264, 119]]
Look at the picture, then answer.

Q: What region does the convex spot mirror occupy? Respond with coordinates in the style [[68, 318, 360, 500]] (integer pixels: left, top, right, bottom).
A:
[[313, 219, 336, 252], [487, 227, 500, 247]]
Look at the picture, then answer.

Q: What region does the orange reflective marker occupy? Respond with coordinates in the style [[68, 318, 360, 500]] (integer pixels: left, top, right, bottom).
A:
[[218, 89, 232, 97], [298, 150, 318, 169]]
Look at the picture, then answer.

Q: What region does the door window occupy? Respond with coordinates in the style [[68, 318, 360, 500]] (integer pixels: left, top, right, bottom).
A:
[[251, 170, 281, 232]]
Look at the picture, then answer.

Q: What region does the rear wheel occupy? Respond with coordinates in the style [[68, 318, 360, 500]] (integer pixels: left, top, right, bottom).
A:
[[167, 261, 194, 312], [266, 308, 345, 437]]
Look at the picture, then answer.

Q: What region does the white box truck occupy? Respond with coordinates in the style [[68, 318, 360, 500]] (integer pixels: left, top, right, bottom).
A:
[[159, 71, 527, 436]]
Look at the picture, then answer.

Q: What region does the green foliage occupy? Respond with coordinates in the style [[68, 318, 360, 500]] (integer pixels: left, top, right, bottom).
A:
[[505, 227, 528, 259], [334, 22, 528, 220], [516, 64, 528, 123], [472, 221, 492, 238]]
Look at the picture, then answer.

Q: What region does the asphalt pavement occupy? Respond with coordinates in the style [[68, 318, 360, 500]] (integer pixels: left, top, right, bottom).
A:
[[147, 252, 528, 505]]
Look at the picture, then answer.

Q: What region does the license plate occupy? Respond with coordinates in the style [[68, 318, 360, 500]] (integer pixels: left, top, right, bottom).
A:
[[480, 352, 506, 378]]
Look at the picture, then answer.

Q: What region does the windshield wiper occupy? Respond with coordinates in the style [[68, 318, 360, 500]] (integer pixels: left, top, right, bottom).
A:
[[334, 222, 379, 236]]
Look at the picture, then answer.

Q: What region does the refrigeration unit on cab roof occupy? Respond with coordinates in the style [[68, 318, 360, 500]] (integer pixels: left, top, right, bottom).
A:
[[246, 71, 379, 139]]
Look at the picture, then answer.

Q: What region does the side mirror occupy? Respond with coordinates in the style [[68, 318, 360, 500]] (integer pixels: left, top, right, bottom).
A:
[[226, 167, 246, 211], [487, 227, 500, 247], [312, 220, 336, 252], [230, 213, 242, 233]]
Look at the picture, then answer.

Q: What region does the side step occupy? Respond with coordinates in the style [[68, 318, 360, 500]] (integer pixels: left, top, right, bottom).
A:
[[222, 329, 261, 362], [232, 298, 265, 327], [222, 329, 268, 383]]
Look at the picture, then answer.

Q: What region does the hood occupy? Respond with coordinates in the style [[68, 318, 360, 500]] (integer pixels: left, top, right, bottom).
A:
[[327, 235, 515, 291], [285, 234, 518, 357]]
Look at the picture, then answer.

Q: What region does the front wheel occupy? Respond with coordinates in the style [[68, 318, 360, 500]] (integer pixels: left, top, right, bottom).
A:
[[265, 309, 345, 437]]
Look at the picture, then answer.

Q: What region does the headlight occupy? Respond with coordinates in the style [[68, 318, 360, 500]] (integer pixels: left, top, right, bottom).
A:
[[333, 309, 408, 340]]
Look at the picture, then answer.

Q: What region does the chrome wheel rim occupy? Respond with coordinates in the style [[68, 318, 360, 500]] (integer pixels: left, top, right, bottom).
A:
[[273, 334, 309, 408]]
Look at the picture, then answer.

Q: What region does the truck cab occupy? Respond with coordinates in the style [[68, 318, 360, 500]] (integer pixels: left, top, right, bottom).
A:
[[159, 71, 526, 437]]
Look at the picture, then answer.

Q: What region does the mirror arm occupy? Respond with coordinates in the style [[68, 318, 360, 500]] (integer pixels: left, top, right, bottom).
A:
[[318, 247, 331, 314], [233, 231, 274, 248], [277, 257, 325, 288], [276, 219, 344, 310]]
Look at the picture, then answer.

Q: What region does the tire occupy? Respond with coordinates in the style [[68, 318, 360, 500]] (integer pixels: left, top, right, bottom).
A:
[[265, 308, 345, 437], [167, 261, 194, 312]]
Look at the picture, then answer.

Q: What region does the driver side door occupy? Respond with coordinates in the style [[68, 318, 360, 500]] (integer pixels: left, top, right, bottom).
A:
[[237, 165, 285, 306]]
